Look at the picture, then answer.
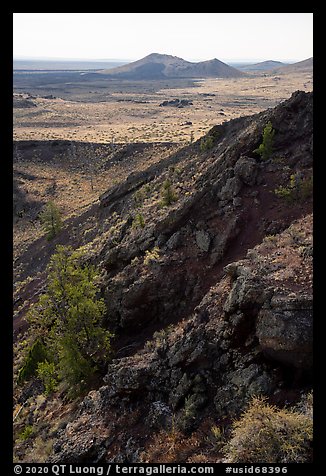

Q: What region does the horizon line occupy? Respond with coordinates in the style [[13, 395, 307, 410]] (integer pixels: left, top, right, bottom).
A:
[[13, 54, 309, 64]]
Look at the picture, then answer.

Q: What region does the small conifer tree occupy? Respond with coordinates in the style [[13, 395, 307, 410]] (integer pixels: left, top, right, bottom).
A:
[[254, 121, 275, 160], [39, 201, 62, 240], [160, 179, 178, 207], [27, 245, 113, 395]]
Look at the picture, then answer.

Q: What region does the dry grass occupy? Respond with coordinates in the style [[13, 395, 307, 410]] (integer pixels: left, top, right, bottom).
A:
[[13, 391, 78, 463], [140, 422, 223, 463]]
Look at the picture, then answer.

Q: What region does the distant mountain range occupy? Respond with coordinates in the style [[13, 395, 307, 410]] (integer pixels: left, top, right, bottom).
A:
[[99, 53, 246, 79]]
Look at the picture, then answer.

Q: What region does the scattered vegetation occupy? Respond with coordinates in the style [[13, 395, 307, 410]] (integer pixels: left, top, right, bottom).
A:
[[140, 426, 201, 463], [144, 325, 175, 352], [199, 127, 223, 152], [210, 424, 227, 452], [168, 165, 182, 178], [274, 173, 313, 203], [254, 121, 275, 160], [176, 395, 200, 433], [13, 86, 313, 463], [224, 396, 313, 463], [133, 183, 153, 209], [19, 425, 35, 441], [263, 234, 278, 243]]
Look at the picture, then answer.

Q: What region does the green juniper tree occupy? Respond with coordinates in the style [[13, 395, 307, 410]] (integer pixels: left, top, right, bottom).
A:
[[254, 121, 275, 161], [27, 245, 113, 396], [39, 200, 62, 240]]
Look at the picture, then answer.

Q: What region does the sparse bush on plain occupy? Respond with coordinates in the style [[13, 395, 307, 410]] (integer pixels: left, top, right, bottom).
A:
[[224, 396, 313, 463]]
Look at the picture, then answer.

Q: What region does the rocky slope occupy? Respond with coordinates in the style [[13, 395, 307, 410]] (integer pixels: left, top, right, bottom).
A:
[[13, 91, 313, 463]]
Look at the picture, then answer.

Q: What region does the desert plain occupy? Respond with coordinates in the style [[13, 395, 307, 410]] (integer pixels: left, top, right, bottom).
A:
[[14, 69, 312, 143]]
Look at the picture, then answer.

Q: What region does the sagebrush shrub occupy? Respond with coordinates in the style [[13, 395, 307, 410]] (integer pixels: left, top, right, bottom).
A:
[[224, 396, 313, 463]]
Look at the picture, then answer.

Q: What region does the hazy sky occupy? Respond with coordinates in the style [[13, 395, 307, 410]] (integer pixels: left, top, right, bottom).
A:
[[13, 13, 313, 62]]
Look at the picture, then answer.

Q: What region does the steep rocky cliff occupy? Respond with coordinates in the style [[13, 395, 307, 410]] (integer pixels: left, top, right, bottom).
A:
[[14, 91, 313, 463]]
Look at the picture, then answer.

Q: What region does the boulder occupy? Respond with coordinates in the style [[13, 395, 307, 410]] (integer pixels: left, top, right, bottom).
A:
[[214, 363, 275, 417], [159, 99, 193, 107], [223, 269, 269, 314], [218, 176, 242, 201], [234, 156, 258, 186], [145, 401, 173, 430], [256, 295, 313, 370], [195, 230, 211, 252], [166, 231, 182, 250]]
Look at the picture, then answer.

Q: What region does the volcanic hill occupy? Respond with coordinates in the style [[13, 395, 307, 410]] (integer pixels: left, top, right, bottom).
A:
[[273, 57, 313, 74], [99, 53, 246, 79]]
